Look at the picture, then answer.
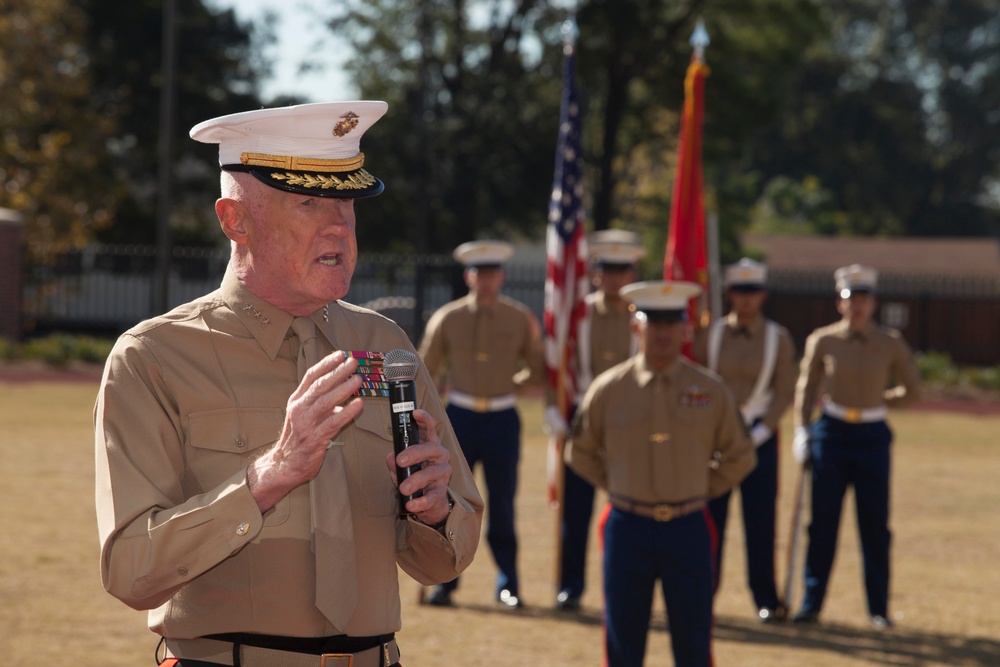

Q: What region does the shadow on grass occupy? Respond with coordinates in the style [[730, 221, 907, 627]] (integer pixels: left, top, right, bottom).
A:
[[420, 603, 999, 665], [710, 614, 1000, 666]]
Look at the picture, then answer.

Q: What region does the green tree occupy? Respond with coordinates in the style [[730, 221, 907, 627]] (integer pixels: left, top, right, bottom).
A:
[[81, 0, 270, 246], [0, 0, 120, 256], [746, 0, 1000, 238], [318, 0, 830, 258]]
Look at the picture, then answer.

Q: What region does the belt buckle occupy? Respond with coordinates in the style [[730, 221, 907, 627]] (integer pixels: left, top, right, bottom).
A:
[[321, 654, 353, 667], [474, 396, 490, 412], [653, 504, 677, 522], [845, 407, 861, 423]]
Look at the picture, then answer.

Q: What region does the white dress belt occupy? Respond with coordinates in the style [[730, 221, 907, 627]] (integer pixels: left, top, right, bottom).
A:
[[448, 390, 517, 413], [823, 400, 888, 424]]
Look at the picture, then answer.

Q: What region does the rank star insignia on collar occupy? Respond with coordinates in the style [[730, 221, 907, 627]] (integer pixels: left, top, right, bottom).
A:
[[241, 302, 270, 326]]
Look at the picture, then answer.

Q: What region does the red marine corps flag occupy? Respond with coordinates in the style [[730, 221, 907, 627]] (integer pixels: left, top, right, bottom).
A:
[[663, 20, 711, 352], [544, 20, 589, 509]]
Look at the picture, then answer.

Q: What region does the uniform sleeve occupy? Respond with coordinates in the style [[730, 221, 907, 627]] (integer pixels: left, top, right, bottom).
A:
[[514, 308, 546, 388], [417, 309, 448, 388], [884, 333, 922, 408], [707, 384, 756, 499], [395, 360, 484, 584], [95, 336, 264, 611], [795, 332, 826, 429], [763, 328, 797, 431], [564, 380, 608, 489]]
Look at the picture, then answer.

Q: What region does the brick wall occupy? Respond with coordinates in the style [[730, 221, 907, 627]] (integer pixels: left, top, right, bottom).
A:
[[0, 208, 24, 341]]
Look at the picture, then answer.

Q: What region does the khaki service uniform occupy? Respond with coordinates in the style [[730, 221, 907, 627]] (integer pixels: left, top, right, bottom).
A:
[[95, 267, 484, 663], [419, 293, 544, 600], [693, 312, 796, 613], [794, 318, 921, 620], [567, 353, 755, 666]]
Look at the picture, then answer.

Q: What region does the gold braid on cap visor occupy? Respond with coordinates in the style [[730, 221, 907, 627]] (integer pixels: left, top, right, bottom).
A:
[[239, 151, 377, 191]]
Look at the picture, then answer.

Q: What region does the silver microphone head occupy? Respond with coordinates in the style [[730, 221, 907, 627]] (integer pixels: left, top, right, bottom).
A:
[[383, 348, 419, 381]]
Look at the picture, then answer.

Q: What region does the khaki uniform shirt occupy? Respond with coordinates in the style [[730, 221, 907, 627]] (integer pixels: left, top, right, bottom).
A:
[[692, 313, 797, 432], [95, 267, 484, 639], [795, 319, 922, 428], [418, 294, 544, 397], [580, 291, 636, 390], [547, 291, 636, 407], [566, 354, 756, 503]]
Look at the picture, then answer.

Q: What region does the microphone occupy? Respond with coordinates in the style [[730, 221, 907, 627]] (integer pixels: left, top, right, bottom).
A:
[[383, 348, 424, 516]]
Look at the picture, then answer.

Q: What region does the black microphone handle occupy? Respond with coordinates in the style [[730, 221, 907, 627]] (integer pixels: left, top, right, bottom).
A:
[[389, 378, 424, 515]]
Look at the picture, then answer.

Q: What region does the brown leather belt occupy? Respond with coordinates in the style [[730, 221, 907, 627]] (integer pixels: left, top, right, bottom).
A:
[[164, 635, 400, 667], [610, 494, 706, 522]]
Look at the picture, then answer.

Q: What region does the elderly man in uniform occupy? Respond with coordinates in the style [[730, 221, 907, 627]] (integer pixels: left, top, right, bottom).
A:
[[693, 258, 796, 623], [567, 280, 756, 667], [792, 264, 921, 629], [95, 101, 483, 667], [419, 240, 545, 608], [544, 229, 644, 611]]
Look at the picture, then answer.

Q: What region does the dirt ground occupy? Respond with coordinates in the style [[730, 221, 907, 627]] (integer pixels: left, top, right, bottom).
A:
[[1, 378, 998, 666]]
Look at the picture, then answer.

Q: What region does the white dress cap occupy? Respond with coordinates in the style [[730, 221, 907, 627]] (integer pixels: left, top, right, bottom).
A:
[[725, 258, 767, 289], [620, 280, 702, 320], [189, 101, 388, 198], [453, 240, 515, 267], [834, 264, 878, 297], [589, 229, 646, 267]]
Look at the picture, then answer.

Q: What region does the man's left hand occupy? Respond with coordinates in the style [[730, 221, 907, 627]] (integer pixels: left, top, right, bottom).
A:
[[384, 409, 453, 526]]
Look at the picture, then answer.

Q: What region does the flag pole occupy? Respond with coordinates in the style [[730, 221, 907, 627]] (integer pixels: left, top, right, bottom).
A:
[[544, 14, 589, 600], [664, 18, 711, 352]]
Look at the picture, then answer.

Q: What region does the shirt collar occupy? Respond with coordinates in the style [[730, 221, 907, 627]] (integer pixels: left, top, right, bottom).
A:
[[833, 318, 872, 341], [634, 353, 683, 388], [724, 312, 763, 335], [220, 265, 336, 360]]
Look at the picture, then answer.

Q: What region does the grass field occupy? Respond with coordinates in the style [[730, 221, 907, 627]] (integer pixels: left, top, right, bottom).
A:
[[1, 379, 998, 666]]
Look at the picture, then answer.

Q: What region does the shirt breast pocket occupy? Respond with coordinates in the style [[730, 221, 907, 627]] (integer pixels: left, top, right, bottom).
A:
[[603, 407, 651, 492], [188, 407, 288, 525], [347, 403, 398, 517]]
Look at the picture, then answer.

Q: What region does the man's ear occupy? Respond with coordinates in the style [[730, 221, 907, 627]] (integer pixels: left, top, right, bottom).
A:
[[216, 198, 249, 245]]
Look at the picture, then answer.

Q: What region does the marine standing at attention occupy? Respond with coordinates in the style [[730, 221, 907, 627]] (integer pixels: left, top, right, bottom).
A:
[[544, 228, 644, 611], [792, 264, 921, 629], [419, 240, 545, 608], [567, 280, 756, 666], [693, 258, 796, 623]]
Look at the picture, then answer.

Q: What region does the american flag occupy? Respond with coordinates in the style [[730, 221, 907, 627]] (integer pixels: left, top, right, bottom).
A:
[[544, 38, 589, 422]]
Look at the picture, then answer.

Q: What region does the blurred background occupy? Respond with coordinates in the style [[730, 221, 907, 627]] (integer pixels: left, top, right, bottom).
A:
[[3, 0, 1000, 374]]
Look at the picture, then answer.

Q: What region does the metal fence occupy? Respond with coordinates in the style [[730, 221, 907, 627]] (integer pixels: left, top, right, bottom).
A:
[[20, 246, 1000, 365], [21, 244, 548, 346]]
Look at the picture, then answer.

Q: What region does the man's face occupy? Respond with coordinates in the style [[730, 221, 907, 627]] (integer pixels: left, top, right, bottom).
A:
[[235, 183, 358, 314], [727, 288, 767, 320], [837, 292, 877, 327], [465, 267, 505, 299], [595, 266, 636, 298], [634, 317, 689, 367]]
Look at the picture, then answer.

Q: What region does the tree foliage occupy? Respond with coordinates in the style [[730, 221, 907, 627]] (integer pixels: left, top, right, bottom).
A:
[[0, 0, 269, 257], [0, 0, 119, 254], [317, 0, 1000, 264]]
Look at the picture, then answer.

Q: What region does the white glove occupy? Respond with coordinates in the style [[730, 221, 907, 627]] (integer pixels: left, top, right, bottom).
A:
[[544, 405, 568, 437], [792, 426, 812, 464], [749, 423, 772, 448]]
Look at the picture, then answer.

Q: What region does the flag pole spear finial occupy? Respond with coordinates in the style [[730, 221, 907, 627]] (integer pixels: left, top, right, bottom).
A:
[[690, 18, 710, 62], [561, 16, 579, 54]]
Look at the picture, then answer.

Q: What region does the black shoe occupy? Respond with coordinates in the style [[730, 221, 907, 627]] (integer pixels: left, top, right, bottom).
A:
[[758, 605, 787, 623], [870, 614, 894, 630], [497, 589, 523, 609], [792, 609, 820, 624], [556, 591, 581, 611], [426, 585, 453, 607]]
